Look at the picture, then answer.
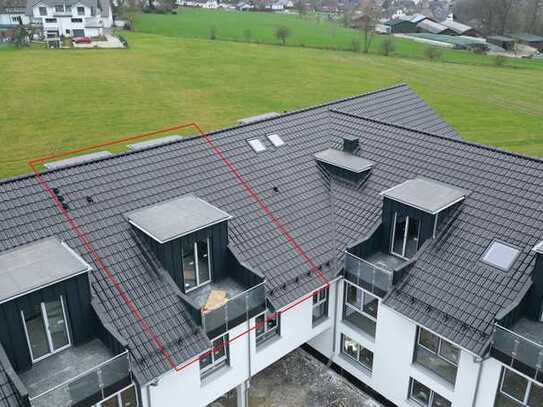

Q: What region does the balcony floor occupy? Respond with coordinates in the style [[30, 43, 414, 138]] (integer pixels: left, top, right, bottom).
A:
[[513, 318, 543, 347], [365, 251, 406, 272], [20, 338, 114, 398], [188, 277, 248, 310]]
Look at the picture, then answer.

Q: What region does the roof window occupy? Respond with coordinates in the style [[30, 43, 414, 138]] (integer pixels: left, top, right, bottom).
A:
[[481, 241, 520, 271], [267, 134, 285, 147], [248, 138, 266, 153]]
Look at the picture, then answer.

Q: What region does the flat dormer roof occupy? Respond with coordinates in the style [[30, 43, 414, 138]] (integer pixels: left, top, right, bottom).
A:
[[381, 177, 467, 214], [126, 195, 232, 243], [314, 148, 373, 173], [0, 238, 91, 304]]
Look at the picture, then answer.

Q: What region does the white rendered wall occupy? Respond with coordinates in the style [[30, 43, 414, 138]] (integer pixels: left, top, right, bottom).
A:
[[309, 279, 500, 407]]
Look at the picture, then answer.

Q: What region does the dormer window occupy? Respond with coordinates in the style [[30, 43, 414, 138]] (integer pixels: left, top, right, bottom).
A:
[[183, 238, 212, 292], [391, 213, 420, 259]]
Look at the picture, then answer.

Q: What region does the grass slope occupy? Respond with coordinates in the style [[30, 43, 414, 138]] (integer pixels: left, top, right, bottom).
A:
[[0, 32, 542, 179], [131, 9, 543, 68]]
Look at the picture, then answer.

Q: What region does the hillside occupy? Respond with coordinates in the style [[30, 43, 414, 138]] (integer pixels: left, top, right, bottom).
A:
[[0, 31, 542, 179]]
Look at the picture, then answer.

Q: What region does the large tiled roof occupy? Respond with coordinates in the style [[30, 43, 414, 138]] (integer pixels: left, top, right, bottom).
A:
[[0, 84, 500, 403]]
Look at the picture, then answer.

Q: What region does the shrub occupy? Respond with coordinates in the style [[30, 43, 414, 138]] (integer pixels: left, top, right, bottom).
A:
[[379, 37, 395, 56], [494, 55, 507, 67], [275, 25, 290, 46], [424, 46, 442, 62], [209, 25, 217, 40], [351, 38, 361, 53], [242, 28, 252, 42]]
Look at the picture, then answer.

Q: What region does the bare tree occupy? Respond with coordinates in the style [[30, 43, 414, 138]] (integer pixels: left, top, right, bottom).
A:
[[355, 0, 381, 54]]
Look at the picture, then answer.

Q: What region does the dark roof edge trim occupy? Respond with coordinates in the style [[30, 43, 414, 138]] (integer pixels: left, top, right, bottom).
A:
[[329, 109, 543, 167], [0, 84, 410, 187], [495, 279, 533, 323]]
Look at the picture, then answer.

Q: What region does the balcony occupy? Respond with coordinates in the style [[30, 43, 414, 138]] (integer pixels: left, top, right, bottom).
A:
[[20, 340, 132, 407], [491, 321, 543, 382], [344, 251, 405, 297], [187, 278, 266, 339]]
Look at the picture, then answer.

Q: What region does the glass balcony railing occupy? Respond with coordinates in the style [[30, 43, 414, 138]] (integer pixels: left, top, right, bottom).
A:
[[29, 351, 132, 407], [492, 324, 543, 379], [344, 252, 393, 297], [202, 282, 266, 339]]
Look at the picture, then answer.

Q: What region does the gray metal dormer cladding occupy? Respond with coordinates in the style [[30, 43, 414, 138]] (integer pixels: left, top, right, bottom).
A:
[[381, 177, 467, 259], [126, 195, 232, 294], [0, 238, 93, 372]]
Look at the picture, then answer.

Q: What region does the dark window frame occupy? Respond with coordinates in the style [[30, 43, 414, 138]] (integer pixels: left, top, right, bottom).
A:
[[199, 333, 229, 379], [340, 334, 374, 372], [182, 237, 212, 293], [408, 377, 451, 407], [312, 287, 329, 326], [342, 281, 378, 338], [255, 309, 280, 347], [391, 211, 421, 259], [414, 327, 459, 385], [495, 367, 543, 407]]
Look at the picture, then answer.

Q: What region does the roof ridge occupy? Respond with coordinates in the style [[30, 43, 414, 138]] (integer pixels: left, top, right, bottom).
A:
[[0, 84, 409, 187], [330, 108, 543, 167]]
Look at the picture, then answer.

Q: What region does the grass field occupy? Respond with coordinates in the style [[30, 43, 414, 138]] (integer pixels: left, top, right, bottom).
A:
[[131, 9, 543, 68], [0, 29, 542, 179]]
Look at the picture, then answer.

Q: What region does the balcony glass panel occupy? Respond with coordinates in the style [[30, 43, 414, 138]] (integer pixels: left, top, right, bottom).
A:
[[344, 252, 394, 296], [493, 324, 543, 377]]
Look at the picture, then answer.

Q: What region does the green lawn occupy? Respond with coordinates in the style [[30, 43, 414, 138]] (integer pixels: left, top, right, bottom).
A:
[[0, 31, 542, 179], [131, 9, 543, 68]]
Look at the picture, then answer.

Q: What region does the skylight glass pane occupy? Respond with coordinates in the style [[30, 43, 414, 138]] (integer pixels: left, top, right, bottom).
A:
[[482, 241, 520, 271], [267, 134, 285, 147], [248, 139, 266, 153]]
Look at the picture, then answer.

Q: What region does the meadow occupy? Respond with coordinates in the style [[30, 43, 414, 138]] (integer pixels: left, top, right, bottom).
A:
[[0, 16, 542, 179]]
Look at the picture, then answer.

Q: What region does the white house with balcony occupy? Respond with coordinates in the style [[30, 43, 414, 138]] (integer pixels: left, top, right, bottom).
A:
[[26, 0, 112, 38]]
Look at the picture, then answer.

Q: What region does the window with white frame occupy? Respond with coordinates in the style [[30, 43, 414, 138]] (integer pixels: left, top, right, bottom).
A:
[[312, 287, 329, 325], [94, 384, 138, 407], [414, 327, 459, 385], [409, 378, 451, 407], [182, 238, 211, 292], [21, 296, 71, 362], [44, 18, 57, 23], [341, 334, 373, 372], [391, 212, 420, 259], [54, 4, 64, 12], [495, 367, 543, 407], [255, 309, 280, 347], [38, 6, 47, 16], [200, 334, 229, 379], [77, 6, 84, 15], [343, 281, 378, 337]]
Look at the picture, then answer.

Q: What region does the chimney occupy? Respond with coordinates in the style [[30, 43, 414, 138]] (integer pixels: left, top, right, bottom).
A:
[[342, 135, 359, 154]]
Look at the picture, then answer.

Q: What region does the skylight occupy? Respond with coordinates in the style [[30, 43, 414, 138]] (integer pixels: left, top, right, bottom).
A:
[[248, 138, 266, 153], [481, 241, 520, 271], [267, 134, 285, 147]]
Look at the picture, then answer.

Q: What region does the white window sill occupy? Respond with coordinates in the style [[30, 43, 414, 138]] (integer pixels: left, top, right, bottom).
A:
[[200, 365, 231, 387], [339, 354, 372, 378], [411, 362, 455, 393], [256, 334, 281, 352]]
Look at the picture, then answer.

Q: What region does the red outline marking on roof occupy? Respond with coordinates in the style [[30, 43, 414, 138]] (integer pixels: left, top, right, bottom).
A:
[[27, 122, 331, 376]]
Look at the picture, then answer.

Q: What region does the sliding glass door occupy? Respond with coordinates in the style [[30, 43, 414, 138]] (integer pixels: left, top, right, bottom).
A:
[[22, 296, 71, 362]]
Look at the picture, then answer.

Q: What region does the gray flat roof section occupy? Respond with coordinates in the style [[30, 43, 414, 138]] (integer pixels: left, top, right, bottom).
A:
[[239, 112, 280, 125], [127, 135, 183, 151], [126, 195, 232, 243], [0, 238, 91, 304], [44, 151, 112, 170], [314, 148, 373, 173], [381, 177, 467, 214]]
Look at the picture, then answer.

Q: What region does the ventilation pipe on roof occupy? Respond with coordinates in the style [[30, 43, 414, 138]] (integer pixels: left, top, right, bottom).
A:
[[342, 135, 359, 154]]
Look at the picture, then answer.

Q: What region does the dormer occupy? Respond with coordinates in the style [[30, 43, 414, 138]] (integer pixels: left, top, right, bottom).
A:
[[314, 136, 373, 182], [126, 195, 232, 294], [381, 177, 467, 259]]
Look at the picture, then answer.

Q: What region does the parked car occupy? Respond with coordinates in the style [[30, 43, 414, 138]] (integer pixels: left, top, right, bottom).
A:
[[73, 37, 92, 44]]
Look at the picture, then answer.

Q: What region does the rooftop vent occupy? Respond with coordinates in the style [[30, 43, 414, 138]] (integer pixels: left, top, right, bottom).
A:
[[381, 177, 467, 215], [44, 151, 112, 170], [248, 138, 266, 153], [267, 134, 285, 147], [342, 135, 359, 154], [482, 241, 520, 271], [127, 135, 183, 151], [126, 195, 232, 244], [239, 112, 280, 125]]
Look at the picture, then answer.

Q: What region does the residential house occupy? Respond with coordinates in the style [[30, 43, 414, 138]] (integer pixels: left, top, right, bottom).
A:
[[487, 35, 516, 52], [1, 85, 543, 407], [27, 0, 112, 39], [385, 14, 428, 34], [0, 0, 31, 27]]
